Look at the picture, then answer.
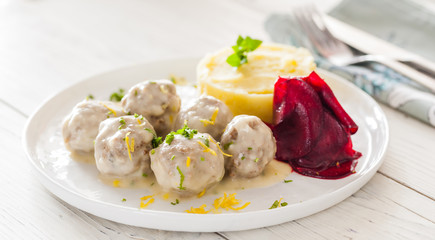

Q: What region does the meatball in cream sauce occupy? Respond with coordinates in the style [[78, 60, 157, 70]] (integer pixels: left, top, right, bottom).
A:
[[121, 80, 181, 136], [150, 129, 225, 197], [220, 115, 276, 178], [95, 115, 156, 177], [62, 100, 125, 153], [174, 95, 233, 141]]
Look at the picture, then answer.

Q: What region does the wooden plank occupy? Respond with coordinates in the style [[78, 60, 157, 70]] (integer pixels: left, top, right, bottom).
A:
[[222, 173, 435, 240], [377, 105, 435, 199], [0, 103, 223, 240]]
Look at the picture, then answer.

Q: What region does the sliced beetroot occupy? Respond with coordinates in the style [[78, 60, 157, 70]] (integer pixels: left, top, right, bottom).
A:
[[273, 77, 324, 160], [304, 72, 358, 134], [272, 71, 361, 179]]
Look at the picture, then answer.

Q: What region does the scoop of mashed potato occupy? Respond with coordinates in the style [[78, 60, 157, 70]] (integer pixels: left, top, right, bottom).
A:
[[197, 43, 315, 123]]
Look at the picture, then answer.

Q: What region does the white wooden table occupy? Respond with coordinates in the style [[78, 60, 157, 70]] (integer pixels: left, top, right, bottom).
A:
[[1, 0, 434, 239]]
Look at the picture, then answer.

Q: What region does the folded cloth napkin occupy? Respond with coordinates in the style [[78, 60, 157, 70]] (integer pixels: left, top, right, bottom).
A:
[[265, 14, 435, 127]]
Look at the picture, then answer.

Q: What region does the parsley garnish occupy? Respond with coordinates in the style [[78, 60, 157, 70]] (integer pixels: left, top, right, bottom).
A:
[[165, 134, 175, 145], [254, 158, 259, 162], [226, 36, 262, 67], [269, 200, 280, 209], [248, 147, 252, 151], [284, 179, 293, 183], [223, 141, 233, 150], [86, 94, 94, 100], [165, 124, 198, 145], [145, 128, 162, 148], [241, 156, 245, 160], [122, 198, 126, 202], [171, 199, 180, 205], [281, 202, 288, 207], [142, 173, 148, 178], [118, 118, 126, 129], [176, 166, 186, 190], [150, 149, 155, 155], [200, 157, 205, 161], [110, 88, 125, 102], [171, 155, 175, 161]]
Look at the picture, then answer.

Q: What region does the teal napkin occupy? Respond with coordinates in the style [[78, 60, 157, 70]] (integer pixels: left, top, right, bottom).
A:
[[265, 6, 435, 127]]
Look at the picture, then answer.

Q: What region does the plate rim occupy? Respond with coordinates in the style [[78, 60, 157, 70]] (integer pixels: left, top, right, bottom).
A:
[[22, 58, 389, 232]]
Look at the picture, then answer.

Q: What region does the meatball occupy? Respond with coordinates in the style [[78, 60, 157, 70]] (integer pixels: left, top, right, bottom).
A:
[[220, 115, 276, 178], [95, 115, 156, 177], [121, 80, 181, 136], [174, 95, 233, 141], [62, 100, 125, 153], [150, 129, 225, 197]]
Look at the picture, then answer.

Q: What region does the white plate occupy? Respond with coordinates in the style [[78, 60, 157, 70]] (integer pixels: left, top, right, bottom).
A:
[[23, 57, 389, 232]]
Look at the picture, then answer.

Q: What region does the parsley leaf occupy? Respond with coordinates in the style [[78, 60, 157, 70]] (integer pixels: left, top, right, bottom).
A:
[[269, 200, 280, 209], [226, 36, 262, 67], [110, 88, 125, 102], [164, 124, 198, 145]]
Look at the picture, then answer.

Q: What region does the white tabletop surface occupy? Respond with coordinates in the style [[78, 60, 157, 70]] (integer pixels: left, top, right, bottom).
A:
[[1, 0, 435, 239]]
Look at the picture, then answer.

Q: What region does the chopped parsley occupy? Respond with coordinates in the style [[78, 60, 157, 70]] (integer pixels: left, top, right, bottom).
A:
[[241, 156, 245, 160], [165, 134, 175, 145], [176, 166, 186, 190], [204, 138, 210, 148], [86, 94, 94, 100], [118, 117, 126, 129], [254, 158, 259, 162], [248, 147, 252, 151], [170, 155, 176, 161], [269, 200, 280, 209], [284, 179, 293, 183], [145, 128, 162, 148], [150, 149, 155, 155], [200, 157, 205, 161], [110, 88, 125, 102], [223, 141, 233, 150], [269, 199, 287, 209], [171, 199, 180, 205], [142, 173, 148, 178], [122, 198, 126, 202], [226, 36, 262, 67], [165, 124, 198, 145]]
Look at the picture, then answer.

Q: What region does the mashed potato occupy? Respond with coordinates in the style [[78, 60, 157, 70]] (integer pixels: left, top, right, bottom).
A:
[[197, 43, 315, 123]]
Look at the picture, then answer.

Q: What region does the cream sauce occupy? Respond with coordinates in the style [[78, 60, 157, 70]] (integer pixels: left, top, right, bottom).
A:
[[72, 153, 293, 201]]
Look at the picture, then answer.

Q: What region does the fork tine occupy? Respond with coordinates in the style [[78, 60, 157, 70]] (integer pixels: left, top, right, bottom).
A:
[[293, 4, 353, 58], [309, 6, 350, 53]]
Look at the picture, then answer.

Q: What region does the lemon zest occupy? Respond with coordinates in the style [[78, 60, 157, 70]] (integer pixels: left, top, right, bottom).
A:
[[199, 108, 219, 126], [112, 179, 121, 187], [163, 193, 169, 200], [125, 132, 132, 161], [208, 137, 232, 157], [186, 192, 249, 214], [137, 119, 142, 124], [169, 115, 174, 124], [213, 192, 250, 211], [131, 137, 135, 153], [197, 141, 216, 156], [185, 204, 211, 214], [159, 85, 168, 94], [140, 195, 155, 209], [186, 156, 191, 167], [197, 188, 206, 198], [101, 103, 117, 117]]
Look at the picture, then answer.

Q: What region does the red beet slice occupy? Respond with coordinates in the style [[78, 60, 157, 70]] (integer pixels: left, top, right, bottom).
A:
[[272, 71, 361, 179], [273, 77, 324, 160], [304, 72, 358, 134]]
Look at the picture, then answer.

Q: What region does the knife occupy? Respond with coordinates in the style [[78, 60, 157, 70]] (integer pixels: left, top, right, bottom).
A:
[[324, 16, 435, 92]]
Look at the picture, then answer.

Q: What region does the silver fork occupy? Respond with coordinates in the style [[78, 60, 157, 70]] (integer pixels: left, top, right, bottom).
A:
[[294, 5, 435, 93]]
